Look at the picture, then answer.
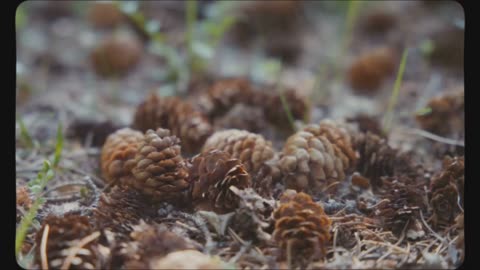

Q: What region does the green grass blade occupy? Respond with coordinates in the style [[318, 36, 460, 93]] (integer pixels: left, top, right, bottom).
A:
[[17, 117, 34, 148], [52, 122, 64, 167], [382, 48, 409, 134], [278, 89, 297, 132], [15, 198, 44, 256]]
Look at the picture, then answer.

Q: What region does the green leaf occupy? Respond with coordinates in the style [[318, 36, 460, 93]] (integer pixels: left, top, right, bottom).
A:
[[17, 117, 35, 149]]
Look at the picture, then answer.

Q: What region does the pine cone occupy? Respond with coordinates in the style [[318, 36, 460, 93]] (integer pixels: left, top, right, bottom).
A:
[[375, 176, 426, 235], [16, 186, 32, 223], [263, 88, 309, 130], [188, 150, 251, 213], [213, 104, 267, 133], [429, 155, 464, 228], [87, 2, 123, 28], [202, 129, 276, 176], [90, 34, 142, 77], [35, 214, 98, 270], [353, 132, 396, 188], [133, 94, 213, 153], [415, 87, 464, 136], [130, 128, 190, 204], [361, 10, 396, 34], [93, 186, 157, 237], [348, 46, 397, 93], [279, 120, 356, 193], [273, 190, 331, 264], [123, 222, 196, 269], [203, 78, 253, 117], [101, 128, 144, 187]]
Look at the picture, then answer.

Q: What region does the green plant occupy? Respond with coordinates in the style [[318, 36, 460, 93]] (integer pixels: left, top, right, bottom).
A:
[[16, 161, 55, 257], [16, 122, 65, 258], [382, 47, 409, 134], [17, 117, 35, 149]]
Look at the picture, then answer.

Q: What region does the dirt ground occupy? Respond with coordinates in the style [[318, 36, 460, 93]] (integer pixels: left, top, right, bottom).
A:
[[16, 1, 464, 269]]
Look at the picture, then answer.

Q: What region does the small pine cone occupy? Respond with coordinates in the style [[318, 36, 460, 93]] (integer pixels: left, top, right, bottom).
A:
[[273, 190, 331, 263], [415, 88, 464, 136], [348, 46, 397, 93], [188, 150, 251, 213], [35, 214, 99, 270], [361, 10, 396, 34], [100, 128, 144, 187], [354, 132, 396, 188], [263, 88, 309, 130], [93, 186, 157, 237], [279, 120, 356, 193], [205, 78, 253, 117], [87, 2, 124, 28], [375, 176, 426, 235], [90, 34, 142, 77], [16, 186, 32, 223], [202, 129, 276, 176], [123, 222, 196, 269], [429, 155, 464, 228], [130, 129, 190, 204], [133, 94, 213, 153], [213, 104, 267, 133]]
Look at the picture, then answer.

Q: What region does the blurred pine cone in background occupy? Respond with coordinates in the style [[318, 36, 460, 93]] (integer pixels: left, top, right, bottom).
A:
[[123, 222, 197, 269], [130, 129, 190, 204], [87, 2, 124, 29], [353, 132, 395, 188], [202, 129, 276, 177], [360, 9, 397, 35], [133, 94, 213, 153], [262, 88, 309, 131], [348, 46, 397, 93], [429, 155, 464, 228], [273, 190, 331, 266], [93, 186, 157, 237], [35, 214, 99, 270], [415, 87, 464, 136], [188, 150, 251, 213], [213, 104, 267, 133], [90, 34, 142, 77], [101, 128, 144, 187], [278, 120, 356, 194], [200, 78, 253, 117]]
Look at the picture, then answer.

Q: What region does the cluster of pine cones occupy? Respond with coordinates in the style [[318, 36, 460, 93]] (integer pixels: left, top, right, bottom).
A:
[[31, 77, 464, 268]]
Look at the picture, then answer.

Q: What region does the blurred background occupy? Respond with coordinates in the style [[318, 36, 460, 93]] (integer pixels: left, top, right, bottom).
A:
[[15, 0, 464, 157]]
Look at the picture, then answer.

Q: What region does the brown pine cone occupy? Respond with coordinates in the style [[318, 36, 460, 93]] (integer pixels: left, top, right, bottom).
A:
[[130, 128, 190, 204], [375, 176, 426, 236], [273, 190, 331, 265], [35, 214, 99, 270], [87, 2, 124, 28], [203, 78, 253, 117], [132, 94, 213, 153], [101, 128, 144, 187], [348, 46, 397, 93], [279, 120, 356, 193], [429, 155, 464, 228], [353, 132, 396, 188], [361, 10, 396, 34], [213, 104, 267, 133], [202, 129, 276, 176], [415, 87, 464, 136], [93, 186, 157, 237], [123, 222, 197, 269], [16, 186, 32, 223], [188, 150, 251, 213], [262, 88, 309, 130], [90, 34, 142, 77]]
